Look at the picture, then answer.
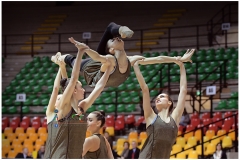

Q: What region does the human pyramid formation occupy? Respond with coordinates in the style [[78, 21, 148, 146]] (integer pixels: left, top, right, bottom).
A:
[[44, 22, 195, 159]]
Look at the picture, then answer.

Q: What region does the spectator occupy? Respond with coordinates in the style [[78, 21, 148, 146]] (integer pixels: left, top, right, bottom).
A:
[[37, 145, 45, 159], [15, 147, 32, 159], [179, 108, 190, 127], [127, 141, 140, 159], [104, 131, 113, 149], [119, 141, 130, 159], [213, 143, 227, 159]]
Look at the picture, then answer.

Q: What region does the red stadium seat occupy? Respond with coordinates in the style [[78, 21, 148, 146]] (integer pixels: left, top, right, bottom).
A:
[[209, 124, 218, 133], [117, 115, 125, 123], [22, 116, 31, 126], [202, 112, 210, 119], [106, 115, 115, 121], [105, 119, 115, 127], [186, 124, 195, 132], [9, 121, 19, 131], [213, 112, 222, 119], [135, 116, 145, 127], [32, 121, 41, 130], [191, 112, 199, 119], [191, 118, 200, 128], [2, 122, 8, 131], [197, 124, 207, 134], [115, 120, 124, 131], [2, 117, 9, 127], [224, 111, 233, 118], [178, 125, 184, 133], [20, 121, 30, 131], [212, 117, 222, 128], [32, 116, 41, 124], [12, 117, 20, 126], [126, 115, 135, 125], [222, 124, 231, 132], [223, 118, 234, 127], [203, 118, 212, 126], [42, 121, 47, 129]]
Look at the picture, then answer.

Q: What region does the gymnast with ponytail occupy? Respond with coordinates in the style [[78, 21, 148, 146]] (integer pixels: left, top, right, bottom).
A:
[[82, 110, 114, 159], [44, 38, 112, 159]]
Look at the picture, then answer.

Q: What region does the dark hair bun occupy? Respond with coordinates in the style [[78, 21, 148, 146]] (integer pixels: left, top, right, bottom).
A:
[[99, 110, 105, 117], [60, 78, 68, 88]]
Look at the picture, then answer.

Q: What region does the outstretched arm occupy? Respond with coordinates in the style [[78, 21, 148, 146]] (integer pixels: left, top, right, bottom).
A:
[[133, 61, 156, 128], [78, 59, 112, 113], [137, 49, 195, 65], [46, 68, 61, 117], [171, 60, 188, 127]]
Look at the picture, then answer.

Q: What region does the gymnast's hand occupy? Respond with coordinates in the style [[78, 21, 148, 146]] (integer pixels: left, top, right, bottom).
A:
[[68, 37, 90, 51], [129, 55, 145, 66], [180, 49, 195, 63]]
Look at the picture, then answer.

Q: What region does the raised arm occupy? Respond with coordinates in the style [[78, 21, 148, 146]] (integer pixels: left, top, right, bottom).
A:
[[78, 59, 112, 113], [58, 38, 88, 110], [133, 61, 156, 128], [46, 68, 61, 117], [171, 60, 188, 127]]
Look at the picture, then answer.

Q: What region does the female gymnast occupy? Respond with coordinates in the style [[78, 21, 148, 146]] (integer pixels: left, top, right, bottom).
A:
[[44, 38, 112, 159], [133, 49, 195, 159], [54, 22, 194, 88], [82, 110, 114, 159]]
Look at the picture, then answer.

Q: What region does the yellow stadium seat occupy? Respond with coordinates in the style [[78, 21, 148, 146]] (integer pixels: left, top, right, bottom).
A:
[[138, 131, 147, 142], [203, 136, 210, 148], [138, 138, 146, 149], [116, 138, 127, 152], [6, 133, 16, 143], [205, 143, 215, 155], [205, 130, 215, 139], [2, 133, 5, 139], [4, 127, 13, 137], [86, 130, 91, 138], [37, 127, 47, 135], [184, 131, 194, 141], [18, 133, 27, 143], [183, 143, 193, 155], [176, 152, 186, 159], [228, 129, 236, 141], [170, 155, 175, 159], [177, 131, 182, 136], [188, 150, 198, 159], [28, 133, 38, 143], [32, 150, 38, 159], [39, 133, 48, 142], [105, 127, 115, 136], [24, 139, 33, 146], [128, 131, 138, 140], [217, 130, 226, 140], [2, 145, 11, 156], [171, 144, 182, 154], [15, 127, 24, 136], [26, 127, 36, 136], [7, 150, 18, 158], [187, 136, 197, 147], [194, 129, 202, 142], [222, 136, 233, 148], [24, 144, 34, 153], [13, 144, 23, 153], [211, 136, 221, 146], [176, 137, 185, 148], [2, 139, 10, 147]]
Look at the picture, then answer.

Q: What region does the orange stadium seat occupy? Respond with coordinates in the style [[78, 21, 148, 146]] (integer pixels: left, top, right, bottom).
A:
[[206, 130, 215, 139], [6, 133, 16, 143], [217, 129, 227, 140], [26, 127, 36, 136], [105, 126, 115, 136], [15, 127, 24, 136], [7, 150, 18, 158], [4, 127, 13, 137], [18, 133, 27, 143]]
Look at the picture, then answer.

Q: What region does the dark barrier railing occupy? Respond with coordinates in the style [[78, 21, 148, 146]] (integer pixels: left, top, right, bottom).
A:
[[171, 113, 238, 158]]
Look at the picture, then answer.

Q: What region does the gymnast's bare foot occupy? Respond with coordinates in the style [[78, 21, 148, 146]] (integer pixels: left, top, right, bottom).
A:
[[51, 52, 61, 64], [119, 26, 134, 38]]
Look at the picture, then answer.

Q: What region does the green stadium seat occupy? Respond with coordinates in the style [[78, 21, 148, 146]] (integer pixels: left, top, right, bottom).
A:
[[32, 99, 41, 106], [33, 73, 42, 80], [231, 92, 238, 99], [207, 48, 215, 55], [125, 104, 136, 112], [117, 97, 123, 103], [20, 68, 28, 74], [122, 97, 131, 103], [41, 56, 50, 62], [179, 50, 187, 56], [95, 97, 103, 104], [232, 51, 238, 59], [33, 57, 41, 63], [132, 97, 140, 103], [23, 99, 32, 106], [19, 79, 28, 86], [34, 62, 41, 68], [15, 73, 24, 81], [170, 51, 178, 57], [152, 76, 160, 83], [149, 70, 157, 77], [2, 106, 8, 114], [127, 83, 136, 90], [125, 77, 133, 84], [117, 104, 125, 112], [215, 100, 227, 110], [15, 86, 22, 93], [141, 70, 149, 77], [234, 72, 238, 79], [25, 62, 33, 69], [117, 83, 126, 91], [42, 61, 51, 68], [198, 74, 206, 81], [227, 100, 238, 109], [10, 79, 18, 86], [86, 105, 96, 113], [46, 85, 53, 93], [186, 67, 195, 74], [150, 90, 159, 97], [171, 76, 180, 82], [226, 72, 235, 79], [42, 73, 51, 81], [33, 85, 41, 93], [38, 67, 46, 74], [170, 68, 177, 75], [228, 59, 238, 66], [143, 52, 150, 57], [41, 98, 49, 106], [24, 86, 32, 93], [139, 65, 146, 71], [47, 66, 56, 73], [110, 91, 116, 98], [106, 104, 115, 113], [154, 64, 162, 70], [160, 51, 168, 56], [147, 81, 155, 89], [197, 54, 206, 62], [104, 97, 114, 103], [96, 105, 105, 111], [22, 106, 30, 114], [224, 53, 232, 60], [205, 66, 214, 73], [207, 74, 218, 81], [226, 66, 236, 72], [119, 91, 129, 98], [8, 106, 17, 114], [29, 68, 37, 74], [197, 49, 206, 56], [152, 52, 160, 57], [38, 79, 46, 86], [144, 75, 151, 82], [145, 64, 155, 71], [226, 47, 235, 54], [210, 61, 219, 67], [43, 106, 47, 113], [206, 54, 214, 61]]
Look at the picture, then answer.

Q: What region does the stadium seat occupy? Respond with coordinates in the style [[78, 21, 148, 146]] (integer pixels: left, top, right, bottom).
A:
[[208, 124, 218, 133], [212, 117, 222, 128], [28, 133, 38, 142], [176, 152, 186, 159], [191, 112, 199, 119], [228, 129, 236, 141], [39, 133, 48, 142], [126, 115, 135, 125], [37, 127, 47, 135], [6, 133, 16, 143], [202, 112, 210, 119], [176, 137, 186, 148], [206, 130, 215, 139], [171, 144, 182, 154], [217, 130, 226, 140], [221, 136, 232, 150], [224, 111, 233, 118], [135, 116, 145, 127], [183, 143, 193, 155], [12, 139, 22, 148], [138, 131, 147, 142], [211, 136, 221, 146], [115, 120, 125, 131], [187, 136, 197, 147], [194, 129, 202, 142], [128, 131, 138, 140], [7, 150, 18, 159], [202, 118, 212, 126], [32, 121, 41, 130], [20, 121, 30, 131], [117, 104, 125, 112], [2, 145, 11, 157], [205, 143, 215, 155], [2, 122, 8, 131], [105, 127, 115, 136], [4, 127, 13, 137], [26, 127, 36, 136], [188, 150, 198, 159], [222, 124, 231, 132], [191, 118, 200, 128]]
